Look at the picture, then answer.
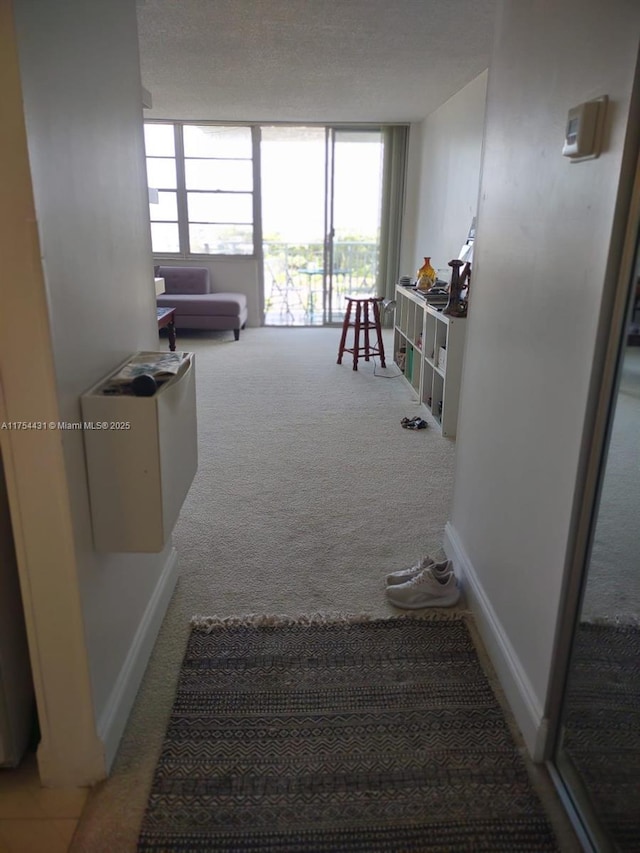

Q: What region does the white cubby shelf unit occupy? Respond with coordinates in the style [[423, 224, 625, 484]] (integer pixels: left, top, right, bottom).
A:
[[393, 285, 467, 438]]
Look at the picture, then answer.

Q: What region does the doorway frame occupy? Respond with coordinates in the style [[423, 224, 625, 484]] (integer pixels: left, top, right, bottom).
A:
[[0, 1, 105, 786]]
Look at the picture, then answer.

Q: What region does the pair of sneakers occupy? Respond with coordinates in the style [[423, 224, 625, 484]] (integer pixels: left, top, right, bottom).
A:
[[385, 555, 460, 609], [401, 416, 427, 430]]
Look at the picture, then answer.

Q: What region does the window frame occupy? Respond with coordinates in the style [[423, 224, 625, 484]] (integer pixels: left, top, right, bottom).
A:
[[145, 121, 261, 260]]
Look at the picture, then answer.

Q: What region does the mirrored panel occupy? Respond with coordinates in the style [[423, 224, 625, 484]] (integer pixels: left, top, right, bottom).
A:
[[555, 243, 640, 851]]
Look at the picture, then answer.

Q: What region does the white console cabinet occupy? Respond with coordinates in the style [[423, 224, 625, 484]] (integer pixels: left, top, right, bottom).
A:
[[393, 286, 467, 437], [81, 352, 197, 552]]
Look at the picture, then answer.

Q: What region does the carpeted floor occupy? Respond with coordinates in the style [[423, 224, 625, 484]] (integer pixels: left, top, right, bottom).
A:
[[138, 615, 560, 852]]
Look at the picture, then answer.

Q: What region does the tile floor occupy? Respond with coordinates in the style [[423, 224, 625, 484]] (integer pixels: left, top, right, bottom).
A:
[[0, 753, 88, 853]]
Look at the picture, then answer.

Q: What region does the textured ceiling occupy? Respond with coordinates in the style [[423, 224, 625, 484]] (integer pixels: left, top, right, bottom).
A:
[[137, 0, 497, 123]]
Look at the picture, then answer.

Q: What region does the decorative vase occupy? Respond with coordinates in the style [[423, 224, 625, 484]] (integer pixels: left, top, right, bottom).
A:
[[416, 257, 437, 291]]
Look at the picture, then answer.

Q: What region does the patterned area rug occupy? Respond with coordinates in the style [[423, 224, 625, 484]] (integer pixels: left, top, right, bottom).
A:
[[562, 622, 640, 851], [137, 615, 559, 852]]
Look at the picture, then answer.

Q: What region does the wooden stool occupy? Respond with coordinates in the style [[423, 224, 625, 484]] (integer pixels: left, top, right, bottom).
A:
[[336, 296, 386, 371]]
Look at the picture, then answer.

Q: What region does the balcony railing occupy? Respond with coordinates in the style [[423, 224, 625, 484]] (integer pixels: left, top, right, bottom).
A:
[[263, 240, 379, 325]]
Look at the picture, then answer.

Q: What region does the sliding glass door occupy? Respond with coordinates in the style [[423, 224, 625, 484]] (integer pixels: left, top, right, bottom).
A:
[[261, 126, 386, 326], [261, 126, 326, 325], [325, 128, 384, 323]]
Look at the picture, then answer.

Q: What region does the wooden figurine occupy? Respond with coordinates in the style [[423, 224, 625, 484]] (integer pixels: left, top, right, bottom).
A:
[[443, 259, 469, 317]]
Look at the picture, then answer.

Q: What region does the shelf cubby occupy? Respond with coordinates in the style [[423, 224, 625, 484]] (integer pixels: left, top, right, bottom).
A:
[[393, 286, 467, 437]]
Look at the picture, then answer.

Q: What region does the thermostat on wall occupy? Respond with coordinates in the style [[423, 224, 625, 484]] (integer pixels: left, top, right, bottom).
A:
[[562, 96, 607, 161]]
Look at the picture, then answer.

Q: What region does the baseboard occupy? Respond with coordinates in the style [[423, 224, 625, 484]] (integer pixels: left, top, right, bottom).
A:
[[97, 546, 179, 770], [444, 522, 548, 761]]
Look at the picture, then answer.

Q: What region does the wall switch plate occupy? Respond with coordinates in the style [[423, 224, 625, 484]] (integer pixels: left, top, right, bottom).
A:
[[562, 96, 608, 161]]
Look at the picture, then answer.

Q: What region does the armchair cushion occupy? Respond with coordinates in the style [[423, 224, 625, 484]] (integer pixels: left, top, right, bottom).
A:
[[156, 292, 247, 317], [156, 266, 210, 295]]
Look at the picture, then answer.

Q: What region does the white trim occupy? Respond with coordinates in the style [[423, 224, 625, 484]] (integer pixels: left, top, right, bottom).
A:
[[444, 521, 548, 761], [98, 546, 179, 769]]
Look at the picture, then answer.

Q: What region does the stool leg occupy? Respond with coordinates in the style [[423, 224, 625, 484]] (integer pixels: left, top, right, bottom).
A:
[[337, 299, 352, 364], [373, 299, 386, 367], [363, 300, 371, 361], [353, 301, 362, 370]]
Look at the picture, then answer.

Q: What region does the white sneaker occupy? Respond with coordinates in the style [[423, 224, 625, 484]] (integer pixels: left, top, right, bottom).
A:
[[385, 563, 460, 609], [386, 556, 449, 587]]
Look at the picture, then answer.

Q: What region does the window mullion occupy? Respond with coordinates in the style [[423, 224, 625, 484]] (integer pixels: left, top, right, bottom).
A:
[[252, 125, 262, 260], [174, 123, 189, 256]]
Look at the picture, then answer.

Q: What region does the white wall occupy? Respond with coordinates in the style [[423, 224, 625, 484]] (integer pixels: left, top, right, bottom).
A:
[[11, 0, 179, 781], [446, 0, 640, 757], [402, 72, 488, 279]]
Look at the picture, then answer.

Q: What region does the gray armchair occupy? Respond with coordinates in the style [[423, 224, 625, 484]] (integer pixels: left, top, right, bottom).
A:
[[155, 266, 248, 340]]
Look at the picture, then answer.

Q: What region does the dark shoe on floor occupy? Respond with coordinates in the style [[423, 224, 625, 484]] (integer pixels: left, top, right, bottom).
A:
[[404, 418, 427, 430], [401, 416, 425, 429]]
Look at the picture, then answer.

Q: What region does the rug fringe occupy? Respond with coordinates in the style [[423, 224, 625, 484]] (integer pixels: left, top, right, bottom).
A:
[[190, 609, 471, 632]]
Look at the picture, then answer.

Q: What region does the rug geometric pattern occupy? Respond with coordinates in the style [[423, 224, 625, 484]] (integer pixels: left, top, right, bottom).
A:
[[137, 616, 560, 852], [561, 621, 640, 851]]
